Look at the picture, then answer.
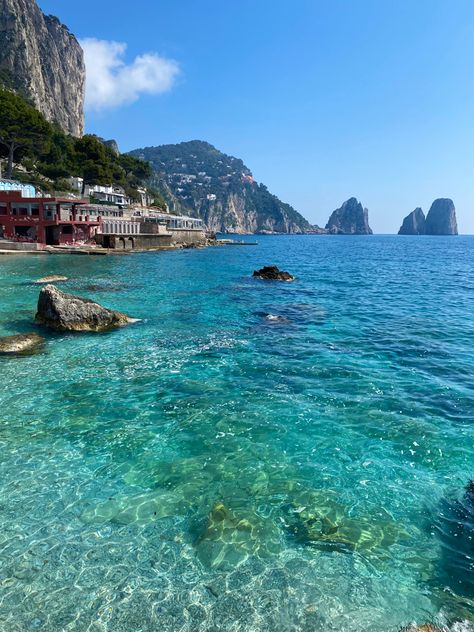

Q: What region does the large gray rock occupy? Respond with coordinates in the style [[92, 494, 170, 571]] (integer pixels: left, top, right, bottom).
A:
[[398, 207, 426, 235], [325, 198, 373, 235], [35, 285, 134, 332], [0, 332, 44, 354], [425, 198, 458, 235], [0, 0, 85, 136]]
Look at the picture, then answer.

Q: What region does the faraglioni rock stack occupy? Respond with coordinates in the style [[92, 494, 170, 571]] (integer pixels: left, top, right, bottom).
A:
[[398, 199, 458, 235], [425, 198, 458, 235], [325, 197, 373, 235], [398, 207, 426, 235]]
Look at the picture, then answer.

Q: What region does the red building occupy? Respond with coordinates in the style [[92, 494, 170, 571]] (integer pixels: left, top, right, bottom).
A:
[[0, 192, 101, 246]]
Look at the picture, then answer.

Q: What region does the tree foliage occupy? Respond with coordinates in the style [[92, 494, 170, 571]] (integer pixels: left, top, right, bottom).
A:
[[0, 89, 152, 195], [0, 89, 51, 178]]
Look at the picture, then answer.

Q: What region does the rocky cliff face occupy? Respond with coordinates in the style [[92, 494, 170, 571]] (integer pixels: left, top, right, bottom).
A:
[[0, 0, 85, 136], [325, 197, 373, 235], [398, 207, 426, 235], [425, 198, 458, 235], [129, 141, 312, 234]]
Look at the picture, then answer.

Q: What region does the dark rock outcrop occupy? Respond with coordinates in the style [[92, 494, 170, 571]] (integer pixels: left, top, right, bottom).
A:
[[398, 208, 426, 235], [35, 285, 134, 332], [0, 0, 85, 136], [128, 141, 312, 234], [325, 198, 373, 235], [253, 266, 295, 281], [425, 198, 458, 235], [0, 332, 44, 354]]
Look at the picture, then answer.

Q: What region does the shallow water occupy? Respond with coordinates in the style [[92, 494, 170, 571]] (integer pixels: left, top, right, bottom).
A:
[[0, 235, 473, 631]]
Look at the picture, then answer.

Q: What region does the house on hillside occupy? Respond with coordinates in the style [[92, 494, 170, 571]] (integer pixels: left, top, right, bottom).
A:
[[0, 179, 36, 198]]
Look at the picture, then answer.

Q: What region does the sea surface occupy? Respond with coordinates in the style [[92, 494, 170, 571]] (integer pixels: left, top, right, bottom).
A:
[[0, 235, 473, 632]]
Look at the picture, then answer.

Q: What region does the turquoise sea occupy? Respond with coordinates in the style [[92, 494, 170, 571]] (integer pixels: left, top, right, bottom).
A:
[[0, 235, 473, 632]]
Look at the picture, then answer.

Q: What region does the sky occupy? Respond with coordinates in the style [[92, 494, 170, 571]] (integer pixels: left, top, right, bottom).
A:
[[38, 0, 474, 233]]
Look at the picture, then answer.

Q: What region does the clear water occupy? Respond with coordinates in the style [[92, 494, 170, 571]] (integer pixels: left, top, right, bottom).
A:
[[0, 235, 473, 632]]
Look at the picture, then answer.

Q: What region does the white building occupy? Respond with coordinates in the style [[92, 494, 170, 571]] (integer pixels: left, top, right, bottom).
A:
[[0, 179, 36, 198]]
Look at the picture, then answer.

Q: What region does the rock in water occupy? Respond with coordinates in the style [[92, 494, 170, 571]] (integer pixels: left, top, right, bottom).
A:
[[253, 266, 295, 281], [325, 197, 373, 235], [0, 333, 44, 355], [425, 198, 458, 235], [34, 275, 69, 284], [0, 0, 85, 136], [35, 284, 133, 332], [398, 208, 426, 235]]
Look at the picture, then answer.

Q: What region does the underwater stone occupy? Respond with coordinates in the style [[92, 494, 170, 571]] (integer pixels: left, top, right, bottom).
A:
[[34, 275, 69, 284], [0, 332, 44, 355], [80, 490, 190, 525], [195, 501, 282, 570]]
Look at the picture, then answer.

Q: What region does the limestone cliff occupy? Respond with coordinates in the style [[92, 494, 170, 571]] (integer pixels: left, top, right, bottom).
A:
[[398, 207, 426, 235], [425, 198, 458, 235], [128, 141, 312, 234], [325, 197, 373, 235], [0, 0, 85, 136]]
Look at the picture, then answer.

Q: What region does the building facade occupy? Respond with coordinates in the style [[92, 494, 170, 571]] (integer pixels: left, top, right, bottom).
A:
[[0, 179, 36, 198], [0, 192, 99, 245]]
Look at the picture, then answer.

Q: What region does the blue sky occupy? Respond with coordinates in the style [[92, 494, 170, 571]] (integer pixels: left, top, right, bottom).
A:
[[39, 0, 474, 233]]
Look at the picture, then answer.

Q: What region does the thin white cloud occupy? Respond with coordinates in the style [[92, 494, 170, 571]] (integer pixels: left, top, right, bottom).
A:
[[80, 38, 179, 112]]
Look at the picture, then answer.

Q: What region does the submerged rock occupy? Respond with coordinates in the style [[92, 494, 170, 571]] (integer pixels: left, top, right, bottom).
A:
[[264, 313, 289, 323], [253, 266, 295, 281], [0, 332, 44, 355], [398, 208, 426, 235], [425, 198, 458, 235], [325, 197, 373, 235], [35, 284, 134, 332], [34, 275, 69, 284], [81, 490, 190, 525], [432, 480, 474, 602], [281, 491, 410, 558], [195, 501, 282, 569], [400, 626, 445, 632]]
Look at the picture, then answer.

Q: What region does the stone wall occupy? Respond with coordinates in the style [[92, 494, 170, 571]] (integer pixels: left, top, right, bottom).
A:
[[97, 234, 172, 250], [0, 240, 43, 251], [169, 229, 207, 246]]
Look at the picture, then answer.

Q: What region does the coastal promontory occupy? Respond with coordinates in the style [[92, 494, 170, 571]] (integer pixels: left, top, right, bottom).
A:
[[398, 208, 426, 235], [128, 141, 312, 234], [325, 197, 373, 235]]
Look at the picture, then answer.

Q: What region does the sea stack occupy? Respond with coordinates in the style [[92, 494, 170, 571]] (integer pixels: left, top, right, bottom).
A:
[[325, 198, 373, 235], [425, 198, 458, 235], [398, 208, 426, 235]]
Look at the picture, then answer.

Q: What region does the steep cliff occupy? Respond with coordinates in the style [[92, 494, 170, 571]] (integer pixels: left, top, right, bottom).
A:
[[128, 141, 312, 234], [0, 0, 85, 136], [425, 198, 458, 235], [398, 207, 426, 235], [325, 197, 373, 234]]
